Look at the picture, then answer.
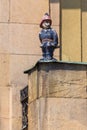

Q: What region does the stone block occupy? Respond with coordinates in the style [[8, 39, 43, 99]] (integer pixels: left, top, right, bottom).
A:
[[50, 0, 60, 25], [27, 62, 87, 100], [10, 0, 49, 23], [28, 67, 38, 103], [39, 62, 87, 98], [0, 0, 9, 22], [28, 100, 39, 130], [0, 87, 10, 117], [0, 118, 10, 130], [10, 55, 40, 87], [9, 24, 41, 55], [0, 24, 9, 53], [29, 98, 87, 130], [12, 118, 22, 130], [11, 85, 22, 118], [27, 62, 87, 129], [48, 67, 87, 98], [0, 54, 10, 86]]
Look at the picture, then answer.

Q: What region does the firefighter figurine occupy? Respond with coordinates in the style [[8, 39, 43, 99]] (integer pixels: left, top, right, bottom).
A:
[[39, 13, 58, 61]]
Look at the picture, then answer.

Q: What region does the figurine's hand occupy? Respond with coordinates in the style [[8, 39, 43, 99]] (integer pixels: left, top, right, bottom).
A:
[[47, 42, 50, 47], [40, 44, 43, 48], [51, 43, 55, 47]]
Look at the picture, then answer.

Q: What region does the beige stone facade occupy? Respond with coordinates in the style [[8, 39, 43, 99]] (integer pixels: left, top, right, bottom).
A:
[[0, 0, 60, 130], [0, 0, 87, 130]]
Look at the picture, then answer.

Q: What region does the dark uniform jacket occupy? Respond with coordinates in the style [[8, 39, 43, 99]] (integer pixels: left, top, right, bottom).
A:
[[39, 28, 58, 48]]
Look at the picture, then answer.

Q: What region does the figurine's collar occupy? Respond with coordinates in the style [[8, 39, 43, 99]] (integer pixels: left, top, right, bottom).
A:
[[43, 28, 51, 31]]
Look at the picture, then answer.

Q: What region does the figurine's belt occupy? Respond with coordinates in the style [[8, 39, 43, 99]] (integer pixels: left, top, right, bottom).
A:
[[42, 39, 53, 42]]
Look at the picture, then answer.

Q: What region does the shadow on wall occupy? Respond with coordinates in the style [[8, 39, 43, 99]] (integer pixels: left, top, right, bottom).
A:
[[82, 0, 87, 12], [50, 0, 59, 3], [50, 0, 87, 12], [61, 0, 81, 9], [61, 0, 87, 12]]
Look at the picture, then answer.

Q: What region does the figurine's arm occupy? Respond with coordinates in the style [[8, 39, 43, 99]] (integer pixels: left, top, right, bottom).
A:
[[39, 32, 42, 43], [52, 29, 58, 46]]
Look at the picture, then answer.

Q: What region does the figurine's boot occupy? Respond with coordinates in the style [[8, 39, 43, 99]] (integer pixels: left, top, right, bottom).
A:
[[41, 47, 46, 60], [49, 46, 55, 59], [45, 46, 53, 60], [46, 54, 52, 60], [45, 49, 52, 60], [42, 53, 46, 59]]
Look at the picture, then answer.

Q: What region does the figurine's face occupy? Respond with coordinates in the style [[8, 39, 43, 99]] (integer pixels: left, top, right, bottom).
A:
[[42, 20, 51, 29]]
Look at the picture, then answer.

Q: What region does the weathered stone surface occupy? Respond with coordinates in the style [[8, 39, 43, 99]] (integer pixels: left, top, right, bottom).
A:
[[10, 55, 40, 87], [12, 118, 22, 130], [28, 100, 39, 130], [0, 118, 10, 130], [0, 24, 9, 53], [11, 85, 22, 118], [28, 67, 38, 103], [27, 62, 87, 102], [9, 24, 41, 55], [0, 0, 9, 22], [29, 98, 87, 130], [0, 87, 10, 117], [48, 65, 87, 98], [27, 62, 87, 130], [0, 54, 10, 86], [10, 0, 49, 23]]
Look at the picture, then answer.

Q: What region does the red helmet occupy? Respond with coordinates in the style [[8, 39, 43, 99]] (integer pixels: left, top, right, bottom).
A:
[[40, 13, 52, 28]]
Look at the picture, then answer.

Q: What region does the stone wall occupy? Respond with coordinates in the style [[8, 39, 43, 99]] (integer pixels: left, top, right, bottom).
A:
[[0, 0, 60, 130], [26, 61, 87, 130]]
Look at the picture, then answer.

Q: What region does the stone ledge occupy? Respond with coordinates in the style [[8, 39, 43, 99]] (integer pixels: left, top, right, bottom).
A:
[[24, 61, 87, 103]]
